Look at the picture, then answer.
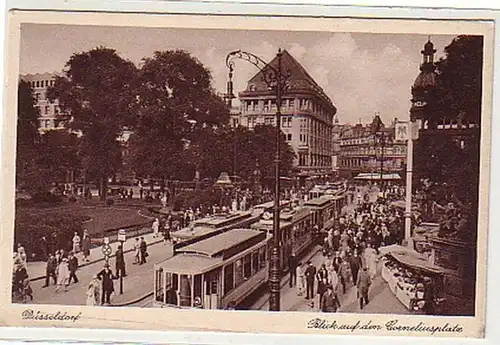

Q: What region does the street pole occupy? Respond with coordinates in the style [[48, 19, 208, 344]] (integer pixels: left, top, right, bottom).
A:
[[119, 239, 124, 294], [225, 48, 290, 312], [269, 50, 283, 312], [404, 123, 414, 246]]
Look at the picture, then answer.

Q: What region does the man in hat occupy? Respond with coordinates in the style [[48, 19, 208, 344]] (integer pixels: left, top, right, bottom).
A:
[[304, 261, 316, 300], [97, 263, 117, 305], [321, 284, 341, 313], [356, 267, 372, 309], [68, 252, 79, 284]]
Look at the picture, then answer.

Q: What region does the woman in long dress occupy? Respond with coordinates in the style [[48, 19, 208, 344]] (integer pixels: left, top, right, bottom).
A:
[[85, 276, 101, 306], [364, 243, 378, 279], [55, 258, 70, 292]]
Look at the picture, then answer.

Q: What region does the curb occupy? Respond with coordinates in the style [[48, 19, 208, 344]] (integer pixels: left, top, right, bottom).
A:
[[113, 292, 154, 307], [29, 235, 165, 282]]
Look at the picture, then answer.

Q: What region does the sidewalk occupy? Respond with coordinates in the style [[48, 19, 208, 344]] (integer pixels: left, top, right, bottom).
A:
[[26, 237, 173, 306], [27, 228, 161, 282]]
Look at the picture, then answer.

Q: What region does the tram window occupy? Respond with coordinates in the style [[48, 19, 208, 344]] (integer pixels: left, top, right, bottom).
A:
[[224, 263, 234, 294], [259, 246, 267, 268], [155, 269, 164, 302], [165, 272, 178, 305], [243, 254, 251, 279], [252, 251, 259, 274], [194, 274, 202, 305], [234, 259, 244, 286]]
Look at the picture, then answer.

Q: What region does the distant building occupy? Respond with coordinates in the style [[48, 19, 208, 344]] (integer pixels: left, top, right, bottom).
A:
[[338, 116, 407, 180], [228, 50, 337, 176], [19, 72, 70, 133]]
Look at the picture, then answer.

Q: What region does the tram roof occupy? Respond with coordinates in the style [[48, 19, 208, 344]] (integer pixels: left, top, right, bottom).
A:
[[172, 226, 218, 240], [193, 211, 252, 226], [156, 254, 221, 274], [304, 197, 332, 207], [177, 228, 265, 258]]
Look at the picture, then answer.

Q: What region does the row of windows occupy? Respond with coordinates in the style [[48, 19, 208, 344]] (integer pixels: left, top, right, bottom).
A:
[[241, 98, 334, 120], [298, 154, 332, 167], [223, 245, 267, 295], [27, 79, 55, 89], [339, 157, 403, 168]]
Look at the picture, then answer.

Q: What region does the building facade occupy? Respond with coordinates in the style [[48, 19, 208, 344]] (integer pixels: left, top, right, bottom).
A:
[[229, 50, 337, 176], [338, 117, 407, 180], [20, 72, 69, 133]]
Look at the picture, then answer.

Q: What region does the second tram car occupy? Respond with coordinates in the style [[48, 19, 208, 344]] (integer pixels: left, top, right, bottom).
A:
[[251, 205, 313, 273]]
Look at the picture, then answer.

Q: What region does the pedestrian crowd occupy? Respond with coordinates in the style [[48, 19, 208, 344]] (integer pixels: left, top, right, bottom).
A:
[[287, 187, 406, 313]]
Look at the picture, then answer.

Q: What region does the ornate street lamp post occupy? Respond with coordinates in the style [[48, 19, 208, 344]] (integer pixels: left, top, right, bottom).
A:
[[371, 114, 386, 198], [225, 49, 291, 311]]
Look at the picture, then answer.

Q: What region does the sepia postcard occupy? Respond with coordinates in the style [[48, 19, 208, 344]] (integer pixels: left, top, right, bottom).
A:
[[0, 7, 495, 340]]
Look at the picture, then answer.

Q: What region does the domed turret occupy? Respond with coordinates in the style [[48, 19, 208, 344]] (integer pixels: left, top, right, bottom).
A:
[[410, 38, 438, 123]]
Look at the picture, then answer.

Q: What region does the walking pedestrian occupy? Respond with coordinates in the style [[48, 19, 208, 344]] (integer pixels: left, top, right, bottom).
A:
[[115, 245, 126, 278], [139, 237, 148, 264], [97, 263, 117, 305], [42, 253, 57, 287], [82, 232, 91, 263], [356, 267, 372, 309], [152, 218, 160, 238], [305, 261, 316, 301], [68, 252, 79, 284], [288, 253, 297, 287], [17, 244, 27, 266], [55, 258, 70, 292], [296, 262, 305, 296], [133, 238, 140, 264], [86, 275, 101, 306], [321, 284, 341, 313], [338, 258, 351, 294], [72, 232, 81, 254], [350, 250, 363, 286]]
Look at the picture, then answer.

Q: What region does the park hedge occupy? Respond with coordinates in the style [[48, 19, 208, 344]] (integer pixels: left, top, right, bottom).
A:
[[14, 209, 89, 261]]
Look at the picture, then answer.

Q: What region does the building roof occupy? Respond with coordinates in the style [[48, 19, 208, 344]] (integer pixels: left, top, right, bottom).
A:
[[177, 228, 264, 257], [242, 50, 336, 113]]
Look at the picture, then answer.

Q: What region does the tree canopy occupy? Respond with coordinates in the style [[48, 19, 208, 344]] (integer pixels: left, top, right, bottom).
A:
[[129, 50, 230, 180], [47, 47, 139, 198], [16, 80, 42, 192]]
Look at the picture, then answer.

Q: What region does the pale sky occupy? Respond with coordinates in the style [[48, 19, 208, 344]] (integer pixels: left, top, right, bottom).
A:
[[19, 24, 456, 125]]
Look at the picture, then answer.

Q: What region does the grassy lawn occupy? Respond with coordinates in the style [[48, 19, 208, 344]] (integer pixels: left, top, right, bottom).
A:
[[18, 204, 151, 235]]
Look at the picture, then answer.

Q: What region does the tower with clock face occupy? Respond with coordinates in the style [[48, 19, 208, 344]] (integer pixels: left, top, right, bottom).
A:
[[410, 38, 438, 128]]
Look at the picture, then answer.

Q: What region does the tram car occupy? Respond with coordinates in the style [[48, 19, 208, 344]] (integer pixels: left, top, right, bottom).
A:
[[153, 228, 271, 309], [251, 205, 313, 274], [303, 194, 348, 244], [171, 211, 261, 246], [251, 199, 293, 216]]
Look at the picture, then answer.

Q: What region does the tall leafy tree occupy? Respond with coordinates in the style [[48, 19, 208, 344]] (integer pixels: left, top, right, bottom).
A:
[[129, 50, 229, 181], [413, 35, 482, 240], [16, 80, 43, 193], [47, 47, 139, 199], [37, 130, 81, 184]]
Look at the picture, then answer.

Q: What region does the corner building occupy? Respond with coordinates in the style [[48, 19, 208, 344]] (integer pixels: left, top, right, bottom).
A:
[[20, 72, 69, 133], [231, 50, 337, 175]]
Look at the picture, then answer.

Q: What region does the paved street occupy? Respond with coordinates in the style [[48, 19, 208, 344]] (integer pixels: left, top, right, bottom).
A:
[[24, 237, 172, 306], [254, 248, 409, 315]]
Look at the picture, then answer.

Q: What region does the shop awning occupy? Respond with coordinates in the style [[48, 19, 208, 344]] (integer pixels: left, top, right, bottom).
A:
[[379, 244, 444, 275], [354, 173, 401, 180]]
